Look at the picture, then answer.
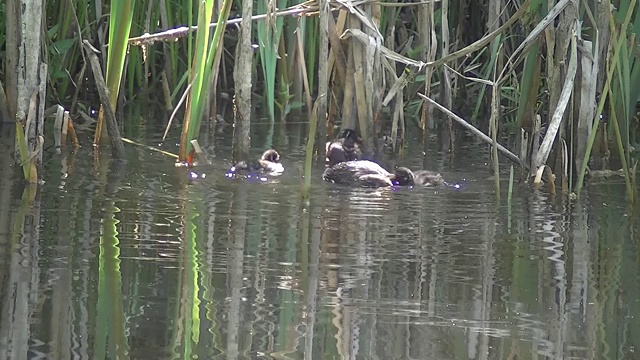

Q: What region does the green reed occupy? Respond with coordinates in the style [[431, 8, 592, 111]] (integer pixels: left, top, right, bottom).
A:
[[256, 0, 288, 124], [178, 0, 215, 162], [92, 0, 135, 145], [178, 0, 233, 162]]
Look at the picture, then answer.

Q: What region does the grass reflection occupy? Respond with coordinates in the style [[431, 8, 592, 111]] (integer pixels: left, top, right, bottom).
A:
[[3, 140, 640, 359], [95, 204, 129, 359]]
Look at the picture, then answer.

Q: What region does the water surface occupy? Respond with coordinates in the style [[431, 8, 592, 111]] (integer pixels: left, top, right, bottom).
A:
[[0, 121, 638, 360]]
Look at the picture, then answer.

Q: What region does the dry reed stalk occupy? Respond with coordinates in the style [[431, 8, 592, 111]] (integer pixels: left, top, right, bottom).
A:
[[327, 12, 347, 89], [534, 25, 578, 170], [350, 16, 371, 151], [326, 11, 348, 136], [418, 0, 437, 131], [490, 45, 501, 196], [82, 41, 126, 159], [66, 114, 81, 148], [161, 72, 174, 111], [233, 0, 254, 160], [419, 93, 524, 167], [441, 0, 453, 151], [129, 6, 316, 46], [296, 28, 314, 113], [342, 28, 357, 131], [318, 0, 330, 158]]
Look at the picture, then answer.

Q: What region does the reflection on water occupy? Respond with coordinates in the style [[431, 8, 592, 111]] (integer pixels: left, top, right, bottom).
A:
[[0, 123, 639, 360]]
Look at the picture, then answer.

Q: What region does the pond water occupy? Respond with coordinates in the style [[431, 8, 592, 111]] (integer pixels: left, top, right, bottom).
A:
[[0, 118, 639, 360]]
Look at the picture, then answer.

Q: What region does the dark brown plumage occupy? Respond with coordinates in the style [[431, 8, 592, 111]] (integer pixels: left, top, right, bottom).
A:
[[228, 149, 284, 176], [323, 160, 415, 187], [326, 129, 363, 166]]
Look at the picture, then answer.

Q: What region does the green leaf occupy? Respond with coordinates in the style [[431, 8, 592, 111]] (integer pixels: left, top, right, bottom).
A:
[[52, 38, 75, 55]]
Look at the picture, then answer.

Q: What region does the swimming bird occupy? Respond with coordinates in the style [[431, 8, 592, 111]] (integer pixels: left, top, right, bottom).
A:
[[323, 160, 414, 187], [227, 149, 284, 177], [326, 128, 363, 166], [413, 170, 445, 186]]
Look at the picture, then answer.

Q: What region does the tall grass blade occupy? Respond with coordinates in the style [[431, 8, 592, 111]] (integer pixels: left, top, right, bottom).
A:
[[257, 0, 288, 124], [195, 0, 233, 140], [178, 0, 224, 163], [514, 39, 541, 128], [472, 35, 503, 121], [490, 64, 501, 198], [15, 123, 35, 182], [178, 0, 232, 162], [179, 0, 214, 162], [507, 164, 514, 230], [607, 88, 634, 201], [93, 0, 135, 145], [576, 0, 637, 196], [303, 97, 323, 195]]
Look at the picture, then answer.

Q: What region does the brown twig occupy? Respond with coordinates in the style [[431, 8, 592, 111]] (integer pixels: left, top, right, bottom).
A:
[[81, 40, 126, 159]]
